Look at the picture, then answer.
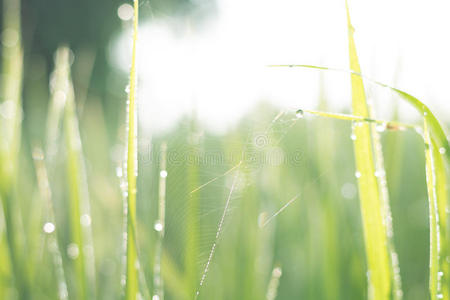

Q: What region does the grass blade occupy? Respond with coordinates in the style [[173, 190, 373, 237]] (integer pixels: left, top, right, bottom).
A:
[[56, 46, 95, 299], [368, 102, 403, 300], [346, 2, 391, 298], [298, 108, 415, 130], [423, 118, 441, 300], [269, 64, 450, 158], [32, 147, 69, 300], [154, 142, 167, 300], [125, 0, 139, 299], [0, 0, 28, 297], [431, 136, 449, 300]]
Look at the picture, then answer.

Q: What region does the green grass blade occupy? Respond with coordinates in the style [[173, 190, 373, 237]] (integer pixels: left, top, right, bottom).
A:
[[154, 142, 167, 300], [431, 136, 449, 300], [0, 0, 29, 297], [57, 46, 89, 299], [423, 119, 441, 300], [270, 65, 450, 159], [298, 109, 415, 130], [32, 147, 69, 300], [368, 102, 403, 300], [125, 0, 139, 299], [0, 0, 22, 190], [346, 2, 391, 299]]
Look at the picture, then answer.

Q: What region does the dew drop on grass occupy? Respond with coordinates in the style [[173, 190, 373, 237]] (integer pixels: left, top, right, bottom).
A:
[[438, 294, 443, 299], [350, 133, 357, 141], [116, 166, 123, 178], [43, 222, 55, 234], [152, 295, 160, 300], [67, 243, 80, 259], [125, 84, 130, 94], [80, 214, 92, 227], [154, 221, 163, 232], [439, 147, 446, 154], [295, 109, 304, 119], [160, 170, 168, 178], [374, 169, 385, 178], [376, 122, 387, 132], [355, 171, 362, 178]]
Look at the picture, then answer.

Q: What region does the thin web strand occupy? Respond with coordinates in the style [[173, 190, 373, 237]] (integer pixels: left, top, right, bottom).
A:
[[195, 170, 240, 299]]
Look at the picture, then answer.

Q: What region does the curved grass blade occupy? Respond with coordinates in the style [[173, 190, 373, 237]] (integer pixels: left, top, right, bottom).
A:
[[269, 64, 450, 159], [125, 0, 140, 299], [345, 2, 391, 298]]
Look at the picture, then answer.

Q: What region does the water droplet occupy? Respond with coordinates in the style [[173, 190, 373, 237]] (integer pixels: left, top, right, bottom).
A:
[[355, 171, 362, 178], [160, 170, 168, 178], [374, 169, 385, 178], [424, 111, 428, 116], [154, 221, 163, 232], [117, 3, 134, 21], [376, 122, 387, 132], [350, 133, 357, 140], [116, 166, 123, 178], [152, 296, 160, 300], [439, 147, 446, 154], [80, 214, 91, 227], [43, 222, 55, 234], [295, 109, 304, 118], [67, 243, 79, 259], [437, 294, 443, 299], [125, 84, 130, 93]]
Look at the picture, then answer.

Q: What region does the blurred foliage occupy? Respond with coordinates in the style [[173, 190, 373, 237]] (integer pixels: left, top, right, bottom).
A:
[[0, 0, 445, 299]]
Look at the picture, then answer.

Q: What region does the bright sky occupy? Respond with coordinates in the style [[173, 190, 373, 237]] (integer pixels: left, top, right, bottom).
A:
[[111, 0, 450, 133]]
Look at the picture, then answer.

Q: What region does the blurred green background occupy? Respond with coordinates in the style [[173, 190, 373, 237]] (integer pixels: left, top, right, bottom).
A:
[[0, 0, 440, 299]]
